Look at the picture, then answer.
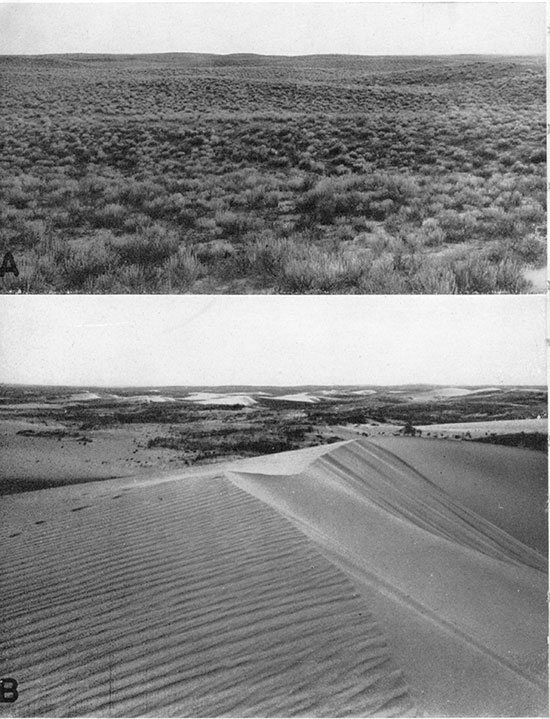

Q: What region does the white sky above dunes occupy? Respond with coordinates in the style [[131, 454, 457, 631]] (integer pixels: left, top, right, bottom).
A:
[[0, 2, 544, 56], [0, 295, 545, 386]]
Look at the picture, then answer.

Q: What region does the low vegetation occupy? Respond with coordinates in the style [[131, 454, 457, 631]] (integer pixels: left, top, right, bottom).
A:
[[1, 385, 546, 467], [0, 53, 545, 293], [472, 432, 547, 452]]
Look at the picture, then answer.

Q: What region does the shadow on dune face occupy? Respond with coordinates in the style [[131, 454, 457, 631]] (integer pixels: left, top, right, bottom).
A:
[[228, 438, 548, 717], [368, 435, 548, 556]]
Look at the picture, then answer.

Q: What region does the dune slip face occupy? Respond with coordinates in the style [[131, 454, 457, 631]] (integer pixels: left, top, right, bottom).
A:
[[227, 438, 549, 717], [1, 471, 414, 718]]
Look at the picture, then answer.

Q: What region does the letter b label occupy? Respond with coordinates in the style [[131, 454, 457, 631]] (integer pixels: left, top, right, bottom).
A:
[[0, 678, 18, 702]]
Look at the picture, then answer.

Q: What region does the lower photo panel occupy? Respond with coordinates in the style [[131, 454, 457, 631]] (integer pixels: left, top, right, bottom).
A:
[[0, 294, 547, 718]]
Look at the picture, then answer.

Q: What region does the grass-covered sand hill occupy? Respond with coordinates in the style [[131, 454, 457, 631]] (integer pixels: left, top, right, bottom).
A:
[[0, 54, 545, 293]]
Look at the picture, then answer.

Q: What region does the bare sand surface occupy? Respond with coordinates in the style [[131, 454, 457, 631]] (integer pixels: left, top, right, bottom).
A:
[[0, 419, 193, 492], [386, 387, 501, 402], [272, 393, 321, 403], [523, 265, 547, 293], [185, 392, 258, 406], [1, 437, 547, 717], [1, 469, 413, 718], [368, 436, 547, 555], [228, 439, 548, 717]]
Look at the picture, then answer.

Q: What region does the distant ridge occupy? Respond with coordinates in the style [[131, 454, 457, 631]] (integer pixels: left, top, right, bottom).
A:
[[0, 52, 543, 65]]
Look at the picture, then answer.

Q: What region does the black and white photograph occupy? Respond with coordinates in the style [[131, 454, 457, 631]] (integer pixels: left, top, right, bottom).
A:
[[0, 294, 547, 716], [0, 2, 546, 294], [0, 1, 548, 718]]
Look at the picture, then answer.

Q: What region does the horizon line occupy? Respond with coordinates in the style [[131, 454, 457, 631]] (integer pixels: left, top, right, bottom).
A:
[[1, 382, 545, 389], [1, 50, 544, 58]]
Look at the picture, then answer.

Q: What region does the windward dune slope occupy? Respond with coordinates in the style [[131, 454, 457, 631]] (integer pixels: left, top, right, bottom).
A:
[[1, 470, 413, 718]]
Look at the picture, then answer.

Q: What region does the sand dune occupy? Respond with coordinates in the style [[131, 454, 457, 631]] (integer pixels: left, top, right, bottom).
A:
[[2, 438, 547, 717], [123, 394, 177, 403], [271, 393, 321, 403], [1, 466, 413, 718], [228, 439, 548, 716], [368, 436, 548, 555], [397, 387, 503, 402], [185, 392, 258, 406], [68, 391, 103, 401]]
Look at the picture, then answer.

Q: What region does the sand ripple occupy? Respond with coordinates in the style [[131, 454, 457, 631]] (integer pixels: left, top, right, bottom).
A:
[[2, 474, 413, 717]]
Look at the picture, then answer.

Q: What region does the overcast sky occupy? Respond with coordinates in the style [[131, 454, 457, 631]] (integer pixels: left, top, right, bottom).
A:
[[0, 2, 545, 56], [0, 296, 545, 387]]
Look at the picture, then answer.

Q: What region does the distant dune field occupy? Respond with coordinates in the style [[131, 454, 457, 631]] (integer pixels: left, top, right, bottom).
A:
[[1, 438, 547, 717]]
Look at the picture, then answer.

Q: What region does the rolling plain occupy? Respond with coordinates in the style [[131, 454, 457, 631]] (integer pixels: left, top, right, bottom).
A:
[[0, 53, 545, 293]]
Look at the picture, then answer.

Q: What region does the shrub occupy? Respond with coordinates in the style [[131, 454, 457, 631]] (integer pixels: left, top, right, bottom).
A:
[[296, 178, 362, 224], [438, 209, 478, 243], [510, 233, 546, 267], [163, 248, 203, 291], [358, 254, 409, 294], [93, 202, 127, 229], [215, 210, 260, 239], [417, 218, 445, 247], [278, 249, 367, 293], [409, 261, 458, 293], [61, 242, 114, 291], [246, 233, 292, 277], [110, 226, 179, 266], [13, 219, 49, 249], [451, 256, 528, 294]]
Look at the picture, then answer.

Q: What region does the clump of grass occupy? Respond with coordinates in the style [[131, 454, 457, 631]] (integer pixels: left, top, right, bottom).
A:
[[62, 242, 114, 291], [109, 225, 179, 266], [451, 255, 529, 294], [163, 248, 204, 291], [245, 233, 292, 277], [12, 219, 50, 249], [278, 249, 367, 293], [214, 210, 260, 239], [408, 262, 458, 294], [245, 232, 368, 293]]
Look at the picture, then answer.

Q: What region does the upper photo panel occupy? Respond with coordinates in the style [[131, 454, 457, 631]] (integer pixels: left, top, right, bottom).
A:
[[0, 2, 545, 294]]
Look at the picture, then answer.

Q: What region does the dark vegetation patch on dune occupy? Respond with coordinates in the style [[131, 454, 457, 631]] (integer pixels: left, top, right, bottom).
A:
[[472, 431, 547, 452]]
